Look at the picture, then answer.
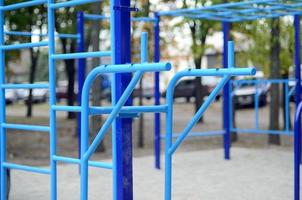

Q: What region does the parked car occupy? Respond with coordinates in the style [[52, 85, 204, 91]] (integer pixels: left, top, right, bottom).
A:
[[5, 89, 18, 104], [133, 80, 154, 100], [56, 75, 112, 102], [24, 82, 49, 103], [232, 72, 270, 108], [161, 77, 217, 102]]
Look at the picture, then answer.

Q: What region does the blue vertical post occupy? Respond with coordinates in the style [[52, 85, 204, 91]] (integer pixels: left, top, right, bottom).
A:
[[294, 14, 301, 200], [0, 0, 6, 198], [77, 11, 86, 160], [154, 12, 161, 169], [222, 21, 230, 160], [48, 1, 57, 199], [110, 0, 133, 199]]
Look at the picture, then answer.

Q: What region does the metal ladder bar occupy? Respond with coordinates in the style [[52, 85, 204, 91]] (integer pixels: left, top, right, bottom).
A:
[[2, 123, 50, 132], [52, 156, 112, 169], [0, 0, 47, 11], [49, 0, 101, 9], [1, 83, 49, 89], [0, 41, 48, 50], [5, 31, 79, 39], [3, 162, 50, 175], [51, 51, 111, 60]]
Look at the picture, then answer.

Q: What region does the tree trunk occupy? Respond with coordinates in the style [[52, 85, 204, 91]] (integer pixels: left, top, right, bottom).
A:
[[61, 38, 76, 119], [268, 18, 281, 145], [26, 48, 39, 117], [194, 53, 205, 123], [90, 2, 105, 152], [137, 78, 144, 148]]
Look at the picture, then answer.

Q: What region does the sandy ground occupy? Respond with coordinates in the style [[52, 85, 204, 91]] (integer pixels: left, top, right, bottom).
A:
[[4, 100, 298, 199], [9, 147, 297, 200]]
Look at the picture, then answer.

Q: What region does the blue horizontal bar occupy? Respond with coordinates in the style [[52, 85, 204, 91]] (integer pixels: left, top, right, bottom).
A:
[[176, 67, 256, 77], [89, 105, 168, 115], [51, 105, 81, 112], [131, 17, 157, 22], [160, 130, 225, 139], [1, 0, 47, 11], [0, 41, 48, 50], [3, 162, 50, 174], [52, 105, 168, 114], [1, 83, 49, 89], [231, 128, 293, 135], [51, 51, 111, 60], [49, 0, 101, 9], [231, 78, 289, 84], [5, 31, 79, 39], [57, 33, 79, 39], [2, 123, 50, 132], [93, 62, 172, 73], [52, 156, 112, 169], [83, 14, 156, 23], [83, 14, 109, 21]]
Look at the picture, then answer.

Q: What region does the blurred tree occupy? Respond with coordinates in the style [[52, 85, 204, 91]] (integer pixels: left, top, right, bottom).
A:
[[268, 18, 281, 145], [90, 1, 106, 152], [181, 0, 220, 123], [5, 2, 46, 117]]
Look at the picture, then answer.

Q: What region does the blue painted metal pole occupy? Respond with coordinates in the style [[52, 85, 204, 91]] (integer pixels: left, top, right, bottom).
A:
[[222, 21, 230, 160], [110, 0, 133, 199], [295, 15, 302, 166], [154, 12, 161, 169], [294, 14, 301, 200], [0, 0, 7, 198], [77, 11, 85, 161], [48, 0, 57, 199]]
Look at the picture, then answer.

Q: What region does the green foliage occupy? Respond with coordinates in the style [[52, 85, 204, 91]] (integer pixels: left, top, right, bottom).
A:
[[233, 17, 294, 77]]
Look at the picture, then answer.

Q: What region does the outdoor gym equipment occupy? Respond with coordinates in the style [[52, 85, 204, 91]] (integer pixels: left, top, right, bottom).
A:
[[0, 0, 300, 200], [0, 1, 254, 200], [158, 0, 302, 199], [76, 12, 162, 169]]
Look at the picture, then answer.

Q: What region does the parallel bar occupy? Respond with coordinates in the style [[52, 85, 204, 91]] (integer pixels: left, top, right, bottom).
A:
[[2, 123, 50, 132], [0, 41, 48, 50], [49, 0, 100, 9], [92, 62, 171, 73], [52, 156, 112, 169], [1, 0, 47, 11], [89, 105, 168, 115], [52, 105, 168, 114], [51, 51, 111, 60], [1, 83, 49, 89], [168, 75, 231, 156], [3, 162, 50, 175], [230, 128, 292, 135], [160, 130, 226, 139]]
